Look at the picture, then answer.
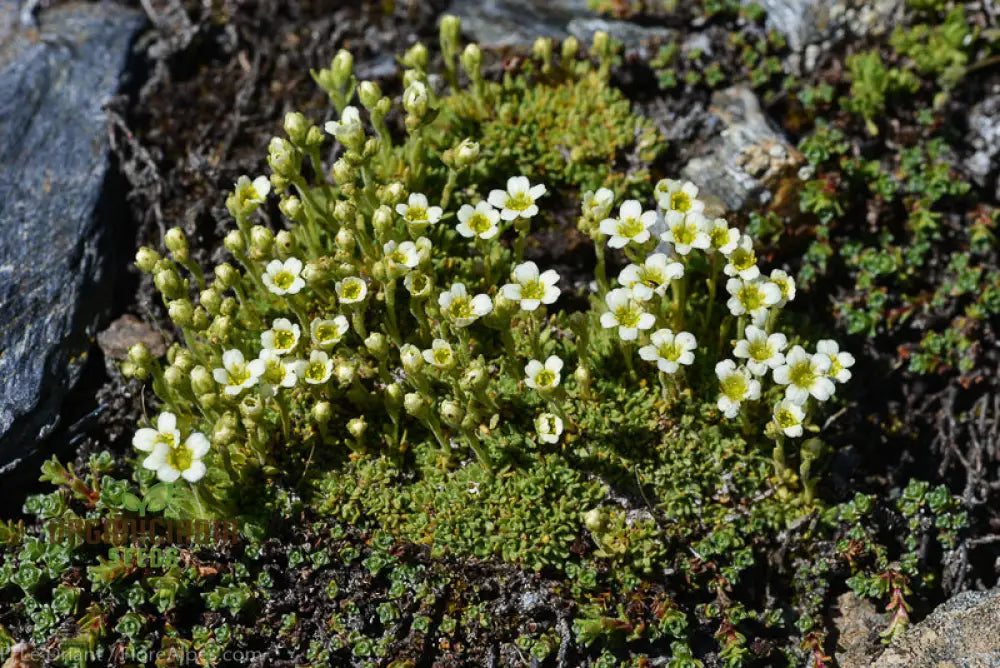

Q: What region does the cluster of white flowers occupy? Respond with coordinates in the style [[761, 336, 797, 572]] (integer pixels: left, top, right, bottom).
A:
[[132, 412, 210, 483]]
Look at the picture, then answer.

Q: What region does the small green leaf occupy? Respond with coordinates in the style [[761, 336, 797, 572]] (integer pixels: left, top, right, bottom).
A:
[[145, 483, 173, 513], [121, 492, 142, 512]]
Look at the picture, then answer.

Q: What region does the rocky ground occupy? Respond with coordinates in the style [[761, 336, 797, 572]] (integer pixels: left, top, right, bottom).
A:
[[2, 0, 999, 665]]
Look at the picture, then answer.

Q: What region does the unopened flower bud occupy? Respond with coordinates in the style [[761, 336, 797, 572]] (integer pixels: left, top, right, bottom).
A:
[[460, 360, 488, 392], [191, 306, 210, 331], [305, 125, 324, 146], [384, 383, 403, 410], [214, 263, 238, 288], [358, 81, 382, 109], [335, 359, 356, 386], [379, 182, 406, 206], [347, 416, 367, 439], [268, 137, 299, 178], [313, 401, 333, 425], [461, 43, 482, 76], [128, 342, 153, 367], [275, 230, 296, 258], [135, 247, 161, 273], [191, 366, 215, 394], [331, 157, 355, 185], [454, 138, 480, 167], [583, 508, 606, 533], [331, 49, 354, 88], [279, 196, 303, 221], [403, 42, 429, 70], [224, 230, 246, 255], [440, 400, 464, 428], [212, 413, 238, 445], [532, 37, 552, 66], [403, 81, 429, 119], [250, 225, 274, 255], [210, 315, 233, 340], [591, 30, 610, 58], [172, 348, 194, 372], [400, 344, 423, 374], [164, 227, 188, 260], [284, 111, 308, 144], [574, 364, 591, 389], [404, 392, 430, 418], [364, 332, 388, 359], [439, 15, 461, 52], [167, 300, 193, 327], [163, 365, 185, 388], [335, 228, 356, 253], [333, 199, 355, 223], [200, 288, 223, 315], [219, 296, 238, 316], [154, 268, 185, 300], [562, 36, 579, 61], [240, 395, 264, 422], [375, 96, 391, 116]]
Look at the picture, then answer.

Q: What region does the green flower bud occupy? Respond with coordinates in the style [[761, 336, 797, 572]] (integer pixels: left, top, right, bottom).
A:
[[219, 296, 238, 316], [191, 306, 210, 331], [240, 394, 264, 422], [331, 49, 354, 88], [379, 182, 406, 206], [335, 228, 356, 253], [461, 43, 482, 77], [358, 81, 382, 109], [439, 400, 464, 428], [561, 36, 579, 61], [583, 508, 606, 533], [375, 96, 391, 117], [399, 344, 424, 375], [454, 138, 480, 167], [154, 267, 185, 300], [284, 111, 308, 144], [403, 42, 429, 70], [199, 393, 218, 411], [403, 81, 429, 119], [335, 359, 356, 386], [120, 360, 138, 379], [224, 230, 246, 255], [364, 332, 388, 359], [128, 343, 153, 367], [164, 227, 188, 260], [331, 157, 355, 185], [168, 299, 194, 327], [439, 15, 461, 53], [212, 413, 238, 446], [459, 360, 488, 392], [403, 392, 430, 418], [275, 230, 295, 258], [163, 365, 185, 388], [200, 288, 223, 315], [279, 196, 303, 221], [591, 30, 610, 58], [532, 37, 552, 66], [172, 348, 194, 372], [214, 263, 238, 288], [268, 137, 299, 178], [333, 199, 356, 223], [313, 401, 333, 425], [384, 383, 403, 410], [249, 225, 274, 255], [135, 246, 161, 273], [210, 315, 233, 341], [190, 365, 215, 395], [347, 416, 367, 439], [305, 125, 325, 147], [574, 364, 592, 391]]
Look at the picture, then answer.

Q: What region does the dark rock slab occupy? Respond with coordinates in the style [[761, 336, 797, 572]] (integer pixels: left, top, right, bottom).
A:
[[0, 3, 144, 473], [447, 0, 590, 46]]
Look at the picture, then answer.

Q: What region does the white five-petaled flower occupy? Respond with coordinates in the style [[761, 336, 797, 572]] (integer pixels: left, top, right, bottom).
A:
[[598, 200, 658, 249], [773, 345, 835, 404], [725, 278, 782, 319], [303, 350, 334, 385], [438, 283, 492, 327], [732, 326, 787, 376], [487, 176, 546, 221], [336, 276, 368, 304], [384, 240, 420, 273], [395, 193, 443, 227], [724, 234, 760, 281], [524, 356, 563, 391], [262, 257, 306, 296], [600, 288, 656, 341], [132, 412, 181, 453], [705, 217, 740, 255], [501, 261, 561, 311], [662, 211, 710, 255], [618, 253, 684, 300], [715, 360, 760, 418], [212, 350, 262, 396], [581, 187, 615, 221], [815, 339, 855, 383], [261, 318, 301, 355], [311, 316, 349, 349], [249, 349, 304, 396], [456, 201, 501, 240], [535, 412, 564, 444], [769, 269, 796, 306], [142, 431, 210, 483], [423, 339, 455, 369], [772, 399, 806, 437], [655, 179, 705, 215], [324, 105, 363, 145], [234, 175, 271, 210], [638, 329, 697, 373]]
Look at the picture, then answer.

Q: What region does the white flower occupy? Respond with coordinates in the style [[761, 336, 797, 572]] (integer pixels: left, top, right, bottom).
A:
[[599, 288, 656, 341], [638, 329, 697, 373], [535, 413, 564, 444], [311, 316, 349, 349], [816, 340, 855, 383], [302, 350, 334, 385], [336, 276, 368, 304], [324, 105, 363, 145], [423, 339, 455, 369], [487, 176, 546, 221], [705, 217, 740, 255], [772, 399, 806, 438], [262, 257, 306, 296], [404, 271, 433, 298], [598, 200, 658, 249], [395, 193, 443, 226], [582, 187, 615, 221], [384, 240, 420, 273], [456, 201, 501, 240], [212, 349, 262, 396], [655, 179, 705, 215], [142, 431, 210, 483], [132, 412, 181, 453], [732, 326, 787, 376], [415, 236, 433, 263], [769, 269, 796, 308], [715, 360, 760, 418], [723, 235, 760, 280], [525, 356, 563, 390], [501, 261, 560, 311], [234, 175, 271, 210], [260, 317, 301, 355], [618, 253, 684, 300], [725, 278, 782, 319], [438, 283, 492, 327], [773, 345, 835, 404], [249, 349, 303, 396], [661, 211, 710, 255]]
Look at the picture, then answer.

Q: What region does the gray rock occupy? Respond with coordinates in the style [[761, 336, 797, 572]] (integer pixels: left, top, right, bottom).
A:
[[680, 85, 802, 213], [875, 588, 1000, 667], [567, 17, 674, 59], [966, 88, 1000, 197], [747, 0, 834, 53], [0, 3, 144, 473], [448, 0, 591, 47], [835, 591, 889, 668]]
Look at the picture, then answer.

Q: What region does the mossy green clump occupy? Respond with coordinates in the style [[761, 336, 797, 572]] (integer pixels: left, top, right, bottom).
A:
[[842, 50, 920, 135]]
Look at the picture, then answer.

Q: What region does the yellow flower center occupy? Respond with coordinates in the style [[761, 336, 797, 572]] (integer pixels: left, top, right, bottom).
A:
[[738, 285, 766, 311], [228, 364, 250, 387], [657, 341, 683, 362], [788, 360, 816, 389], [273, 329, 295, 351], [534, 369, 556, 388], [829, 356, 842, 377], [731, 247, 756, 272], [342, 281, 362, 301], [673, 221, 697, 246], [775, 408, 799, 429], [316, 324, 340, 344], [409, 274, 429, 295], [670, 191, 691, 212], [166, 446, 194, 473], [710, 226, 730, 249], [507, 192, 532, 211], [721, 373, 748, 401], [273, 271, 295, 290], [774, 278, 791, 299], [614, 305, 641, 328], [154, 432, 176, 448], [306, 361, 327, 382], [448, 297, 473, 320], [618, 217, 644, 238], [406, 206, 428, 222], [433, 348, 452, 366], [468, 213, 492, 234], [520, 279, 546, 300], [747, 339, 773, 362]]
